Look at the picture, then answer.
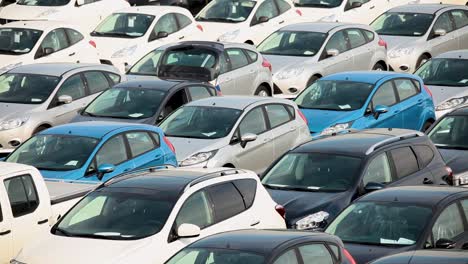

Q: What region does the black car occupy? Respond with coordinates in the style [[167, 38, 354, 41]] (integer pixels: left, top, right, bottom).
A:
[[326, 186, 468, 264], [165, 229, 357, 264], [428, 106, 468, 175], [369, 250, 468, 264], [126, 0, 210, 14], [261, 128, 450, 229], [72, 79, 217, 124]]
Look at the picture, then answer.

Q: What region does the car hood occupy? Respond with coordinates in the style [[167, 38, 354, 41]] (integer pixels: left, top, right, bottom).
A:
[[0, 55, 22, 69], [0, 103, 39, 120], [167, 137, 226, 162], [0, 4, 61, 20], [267, 188, 349, 226], [426, 85, 468, 105], [197, 21, 242, 40], [299, 7, 335, 21], [299, 108, 358, 133], [380, 35, 419, 51], [72, 114, 151, 125], [91, 37, 141, 58], [264, 54, 316, 75], [40, 169, 84, 180], [439, 148, 468, 175], [345, 243, 413, 264]]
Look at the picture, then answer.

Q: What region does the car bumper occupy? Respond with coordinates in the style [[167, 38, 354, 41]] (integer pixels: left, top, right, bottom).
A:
[[272, 76, 308, 98], [0, 126, 31, 153], [387, 56, 417, 73]]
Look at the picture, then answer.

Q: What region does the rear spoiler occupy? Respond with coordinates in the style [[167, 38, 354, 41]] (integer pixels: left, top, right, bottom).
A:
[[454, 172, 468, 187]]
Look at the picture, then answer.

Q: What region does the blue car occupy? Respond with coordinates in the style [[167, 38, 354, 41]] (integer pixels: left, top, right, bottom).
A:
[[294, 71, 435, 136], [5, 122, 177, 181]]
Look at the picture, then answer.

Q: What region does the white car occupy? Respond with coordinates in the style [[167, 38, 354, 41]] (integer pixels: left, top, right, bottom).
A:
[[0, 0, 129, 32], [11, 167, 286, 264], [91, 6, 204, 73], [196, 0, 302, 45], [0, 21, 99, 73]]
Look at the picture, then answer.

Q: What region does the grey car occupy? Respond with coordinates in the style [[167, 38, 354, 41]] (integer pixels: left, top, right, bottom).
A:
[[258, 22, 387, 98], [415, 49, 468, 118], [0, 63, 123, 154], [371, 4, 468, 73], [159, 96, 311, 174]]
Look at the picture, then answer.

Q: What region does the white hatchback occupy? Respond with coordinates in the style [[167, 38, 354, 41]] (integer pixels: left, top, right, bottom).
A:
[[11, 167, 286, 264]]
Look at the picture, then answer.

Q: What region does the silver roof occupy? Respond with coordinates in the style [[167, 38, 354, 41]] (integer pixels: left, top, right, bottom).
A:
[[187, 96, 292, 110], [280, 22, 366, 33], [8, 63, 119, 77], [388, 4, 459, 14]]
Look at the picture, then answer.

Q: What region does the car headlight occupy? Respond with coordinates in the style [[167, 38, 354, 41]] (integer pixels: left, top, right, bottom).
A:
[[319, 14, 337, 22], [0, 62, 23, 73], [10, 260, 26, 264], [36, 8, 59, 18], [111, 45, 138, 59], [436, 97, 467, 111], [180, 150, 218, 167], [276, 66, 304, 80], [0, 117, 29, 131], [320, 121, 354, 136], [218, 29, 240, 42], [388, 47, 414, 59], [295, 211, 329, 230]]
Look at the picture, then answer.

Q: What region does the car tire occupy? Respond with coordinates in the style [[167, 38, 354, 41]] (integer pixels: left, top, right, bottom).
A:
[[416, 54, 430, 69], [372, 63, 386, 71], [33, 125, 50, 135], [255, 85, 270, 97], [422, 121, 433, 132], [306, 76, 319, 87]]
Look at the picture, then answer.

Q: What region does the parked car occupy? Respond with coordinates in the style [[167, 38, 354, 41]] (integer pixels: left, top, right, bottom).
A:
[[0, 21, 100, 72], [0, 63, 122, 155], [91, 6, 204, 73], [127, 41, 274, 96], [326, 186, 468, 264], [0, 0, 14, 8], [165, 229, 357, 264], [371, 4, 468, 73], [4, 121, 177, 181], [11, 167, 286, 264], [159, 96, 310, 174], [427, 106, 468, 175], [127, 0, 211, 15], [262, 128, 450, 228], [0, 0, 129, 32], [196, 0, 302, 45], [258, 22, 387, 98], [294, 71, 436, 136], [415, 50, 468, 117], [73, 79, 217, 124], [0, 162, 98, 263], [370, 250, 468, 264]]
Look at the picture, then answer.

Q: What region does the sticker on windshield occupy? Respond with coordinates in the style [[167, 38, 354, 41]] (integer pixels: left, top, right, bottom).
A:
[[31, 98, 42, 102], [459, 79, 468, 83], [202, 132, 217, 137], [128, 16, 136, 28], [380, 238, 415, 245], [129, 113, 144, 118], [414, 32, 423, 36], [14, 32, 23, 43], [65, 160, 78, 166], [338, 104, 351, 109]]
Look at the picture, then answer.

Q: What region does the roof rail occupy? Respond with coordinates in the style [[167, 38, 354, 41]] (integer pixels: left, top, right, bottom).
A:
[[184, 169, 245, 192], [99, 164, 176, 188], [365, 131, 425, 155], [311, 128, 360, 140]]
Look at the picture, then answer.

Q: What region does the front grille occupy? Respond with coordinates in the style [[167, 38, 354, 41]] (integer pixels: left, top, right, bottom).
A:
[[0, 18, 19, 25], [100, 59, 113, 65]]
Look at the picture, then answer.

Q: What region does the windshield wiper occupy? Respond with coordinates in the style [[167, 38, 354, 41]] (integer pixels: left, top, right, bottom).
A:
[[54, 227, 74, 237], [0, 48, 21, 55]]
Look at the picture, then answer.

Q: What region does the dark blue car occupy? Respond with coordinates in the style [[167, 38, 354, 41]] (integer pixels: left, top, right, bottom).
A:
[[5, 121, 177, 181]]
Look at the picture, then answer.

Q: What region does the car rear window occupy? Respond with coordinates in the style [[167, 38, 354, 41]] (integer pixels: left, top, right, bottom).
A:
[[390, 147, 419, 179], [233, 179, 257, 209], [207, 182, 245, 222], [413, 145, 434, 168]]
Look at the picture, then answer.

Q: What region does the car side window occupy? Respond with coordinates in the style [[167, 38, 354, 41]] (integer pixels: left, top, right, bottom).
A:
[[275, 0, 291, 15], [84, 71, 111, 94], [219, 53, 230, 74], [345, 0, 370, 11], [151, 13, 179, 39], [56, 74, 86, 100], [265, 104, 293, 128], [461, 200, 468, 219], [38, 28, 69, 57], [105, 72, 121, 85], [431, 203, 465, 243], [65, 28, 84, 45], [233, 179, 257, 208], [346, 28, 367, 49], [432, 12, 455, 34], [126, 132, 156, 157], [450, 10, 468, 29], [149, 132, 161, 146], [176, 190, 214, 229], [176, 13, 192, 29], [245, 49, 258, 62], [363, 152, 392, 186], [371, 81, 397, 109], [226, 49, 250, 70], [390, 147, 419, 179], [4, 175, 39, 218], [187, 86, 213, 101], [0, 203, 2, 222], [395, 79, 419, 101], [207, 182, 245, 222], [298, 244, 333, 264], [325, 31, 349, 54], [239, 107, 268, 135], [413, 145, 434, 168], [362, 29, 375, 42], [95, 135, 128, 166], [252, 0, 279, 25], [162, 89, 188, 119], [273, 249, 299, 264]]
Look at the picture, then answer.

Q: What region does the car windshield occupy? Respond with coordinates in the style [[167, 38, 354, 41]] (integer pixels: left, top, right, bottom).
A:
[[92, 13, 155, 38], [371, 12, 434, 37], [428, 115, 468, 150], [53, 188, 177, 240], [0, 28, 43, 55], [326, 202, 432, 246], [17, 0, 70, 6], [293, 0, 342, 8], [160, 106, 242, 139], [128, 49, 163, 75], [83, 87, 167, 120], [0, 73, 59, 104], [167, 248, 265, 264], [258, 31, 327, 57], [262, 153, 362, 192], [415, 58, 468, 87], [6, 135, 99, 171], [196, 0, 256, 23], [295, 80, 374, 111]]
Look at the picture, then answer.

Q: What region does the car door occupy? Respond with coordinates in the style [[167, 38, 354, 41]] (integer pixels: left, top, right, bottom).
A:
[[249, 0, 282, 45], [174, 13, 198, 41], [364, 80, 402, 129], [320, 30, 354, 75], [345, 28, 374, 70], [149, 13, 182, 47], [342, 0, 384, 24], [225, 48, 254, 95], [64, 28, 95, 63], [393, 78, 424, 131], [264, 104, 296, 159], [124, 131, 164, 169], [0, 190, 12, 263], [387, 146, 435, 186], [428, 11, 459, 57], [214, 53, 235, 95], [362, 152, 394, 189], [459, 199, 468, 250], [449, 9, 468, 50], [35, 28, 74, 63], [425, 202, 467, 250]]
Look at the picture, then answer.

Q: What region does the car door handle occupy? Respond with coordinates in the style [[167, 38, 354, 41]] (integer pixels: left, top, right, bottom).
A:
[[123, 168, 132, 172], [179, 36, 185, 40], [0, 230, 11, 236], [289, 127, 296, 132], [393, 110, 400, 114], [154, 154, 163, 160], [423, 178, 434, 184], [38, 219, 48, 225], [279, 20, 284, 24], [369, 5, 375, 9], [250, 220, 260, 226], [68, 52, 76, 56], [263, 138, 271, 142]]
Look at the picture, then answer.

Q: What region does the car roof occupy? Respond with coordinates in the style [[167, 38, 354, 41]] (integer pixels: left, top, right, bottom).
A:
[[293, 128, 424, 157], [375, 249, 468, 262], [388, 4, 454, 14], [448, 105, 468, 116], [280, 22, 363, 33], [358, 186, 468, 205], [8, 63, 116, 77], [116, 5, 190, 15], [436, 49, 468, 60], [2, 20, 76, 30], [322, 71, 416, 84], [114, 79, 184, 91], [188, 230, 340, 255], [40, 121, 158, 139], [187, 96, 289, 110]]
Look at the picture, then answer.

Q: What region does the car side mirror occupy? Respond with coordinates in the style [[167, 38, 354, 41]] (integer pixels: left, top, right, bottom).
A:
[[364, 182, 385, 193], [58, 95, 73, 105], [76, 0, 85, 6], [326, 49, 339, 57], [257, 16, 270, 24], [177, 223, 200, 239], [240, 133, 257, 148], [43, 47, 54, 56], [434, 29, 447, 37], [96, 164, 115, 181], [351, 1, 363, 9], [373, 105, 389, 120], [435, 238, 456, 249], [150, 31, 169, 41]]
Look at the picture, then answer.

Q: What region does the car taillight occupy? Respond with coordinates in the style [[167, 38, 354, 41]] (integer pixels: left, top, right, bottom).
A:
[[196, 24, 204, 32], [262, 56, 272, 72], [378, 37, 387, 49], [295, 9, 302, 16], [424, 85, 433, 98], [164, 136, 176, 153], [89, 40, 97, 48], [275, 205, 286, 219], [446, 166, 454, 185], [297, 110, 308, 125], [343, 249, 357, 264]]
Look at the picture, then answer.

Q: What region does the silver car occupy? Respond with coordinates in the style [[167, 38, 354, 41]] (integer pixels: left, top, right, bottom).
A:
[[159, 96, 311, 174], [257, 22, 388, 98], [415, 49, 468, 118], [371, 4, 468, 73], [0, 63, 123, 154]]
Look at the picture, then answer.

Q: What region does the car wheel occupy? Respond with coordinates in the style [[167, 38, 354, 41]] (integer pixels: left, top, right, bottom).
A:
[[306, 76, 319, 87], [372, 63, 385, 71], [422, 121, 433, 132], [416, 54, 430, 69], [33, 125, 50, 135], [255, 85, 270, 97]]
